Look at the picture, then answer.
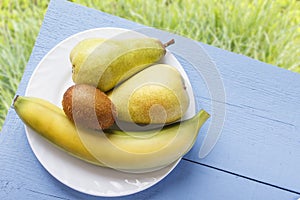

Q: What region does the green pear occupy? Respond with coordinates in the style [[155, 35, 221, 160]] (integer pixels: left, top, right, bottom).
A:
[[70, 38, 174, 92], [108, 64, 190, 124], [70, 38, 105, 70]]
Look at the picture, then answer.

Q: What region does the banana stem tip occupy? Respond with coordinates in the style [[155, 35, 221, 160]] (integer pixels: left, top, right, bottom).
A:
[[11, 95, 20, 109], [13, 95, 19, 105]]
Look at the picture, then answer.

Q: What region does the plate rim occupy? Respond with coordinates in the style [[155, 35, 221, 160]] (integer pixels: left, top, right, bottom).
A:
[[24, 27, 195, 197]]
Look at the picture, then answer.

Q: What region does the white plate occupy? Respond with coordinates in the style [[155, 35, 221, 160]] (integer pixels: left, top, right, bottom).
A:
[[25, 27, 195, 197]]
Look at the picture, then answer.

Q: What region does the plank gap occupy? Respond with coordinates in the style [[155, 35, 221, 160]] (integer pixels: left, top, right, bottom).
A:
[[183, 158, 300, 195]]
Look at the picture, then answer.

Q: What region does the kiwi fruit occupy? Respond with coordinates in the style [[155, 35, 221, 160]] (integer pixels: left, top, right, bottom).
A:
[[62, 84, 116, 130]]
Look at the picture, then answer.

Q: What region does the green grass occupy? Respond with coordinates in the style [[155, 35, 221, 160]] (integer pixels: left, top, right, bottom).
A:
[[0, 0, 48, 130], [0, 0, 299, 130]]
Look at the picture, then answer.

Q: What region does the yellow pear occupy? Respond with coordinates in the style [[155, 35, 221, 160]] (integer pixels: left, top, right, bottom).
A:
[[108, 64, 190, 124], [70, 38, 174, 92], [70, 38, 106, 69]]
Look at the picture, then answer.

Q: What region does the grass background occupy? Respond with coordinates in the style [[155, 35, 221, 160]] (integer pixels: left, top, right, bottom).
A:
[[0, 0, 299, 130]]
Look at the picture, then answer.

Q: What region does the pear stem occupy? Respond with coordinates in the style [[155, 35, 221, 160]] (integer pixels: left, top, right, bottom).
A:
[[163, 39, 175, 48]]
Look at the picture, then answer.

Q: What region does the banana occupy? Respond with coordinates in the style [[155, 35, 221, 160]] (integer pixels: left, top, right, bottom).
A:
[[13, 95, 104, 166], [14, 96, 209, 172], [71, 38, 174, 92], [22, 96, 65, 114]]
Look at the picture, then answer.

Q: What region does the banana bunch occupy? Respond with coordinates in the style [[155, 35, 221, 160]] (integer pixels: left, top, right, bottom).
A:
[[14, 96, 210, 172]]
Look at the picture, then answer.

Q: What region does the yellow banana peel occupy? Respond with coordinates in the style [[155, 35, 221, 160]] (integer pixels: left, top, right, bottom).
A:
[[14, 96, 210, 172]]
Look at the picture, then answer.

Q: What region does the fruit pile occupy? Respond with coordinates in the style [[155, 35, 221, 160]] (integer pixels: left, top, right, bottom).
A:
[[14, 36, 210, 173]]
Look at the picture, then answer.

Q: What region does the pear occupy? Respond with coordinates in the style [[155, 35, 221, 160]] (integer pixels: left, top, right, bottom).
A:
[[70, 37, 174, 92], [70, 38, 105, 69], [108, 64, 190, 124]]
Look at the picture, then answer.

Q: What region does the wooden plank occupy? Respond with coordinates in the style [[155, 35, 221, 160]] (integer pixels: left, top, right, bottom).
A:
[[1, 0, 300, 198], [0, 117, 298, 199], [182, 45, 300, 192]]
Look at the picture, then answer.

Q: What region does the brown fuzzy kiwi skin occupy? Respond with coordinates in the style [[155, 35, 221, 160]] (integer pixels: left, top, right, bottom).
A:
[[62, 84, 117, 130]]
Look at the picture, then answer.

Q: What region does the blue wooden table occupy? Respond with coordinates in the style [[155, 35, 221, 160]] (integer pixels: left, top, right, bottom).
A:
[[1, 0, 300, 199]]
